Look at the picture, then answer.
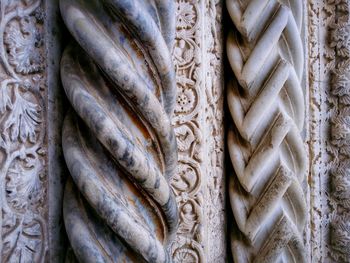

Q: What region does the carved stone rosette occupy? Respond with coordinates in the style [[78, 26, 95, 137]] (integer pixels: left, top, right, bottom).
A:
[[59, 0, 178, 262], [226, 1, 308, 262]]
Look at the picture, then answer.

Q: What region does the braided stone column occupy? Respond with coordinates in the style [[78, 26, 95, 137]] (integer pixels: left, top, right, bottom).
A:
[[226, 1, 307, 262], [59, 0, 178, 262]]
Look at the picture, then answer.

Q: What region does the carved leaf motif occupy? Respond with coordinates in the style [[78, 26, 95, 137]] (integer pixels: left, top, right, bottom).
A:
[[331, 68, 350, 104], [3, 91, 41, 143], [174, 39, 195, 66], [330, 215, 350, 261], [330, 26, 350, 57], [331, 162, 350, 208], [4, 16, 43, 75], [0, 84, 12, 114], [6, 157, 45, 213], [2, 213, 44, 263], [337, 1, 350, 13], [0, 0, 47, 260], [176, 1, 196, 29], [331, 108, 350, 156]]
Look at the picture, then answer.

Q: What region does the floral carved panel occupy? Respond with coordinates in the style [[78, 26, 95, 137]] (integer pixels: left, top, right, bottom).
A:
[[0, 0, 48, 262], [171, 0, 225, 262], [309, 0, 350, 262]]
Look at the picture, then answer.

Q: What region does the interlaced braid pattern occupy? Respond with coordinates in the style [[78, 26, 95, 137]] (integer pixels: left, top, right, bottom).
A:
[[226, 0, 308, 262]]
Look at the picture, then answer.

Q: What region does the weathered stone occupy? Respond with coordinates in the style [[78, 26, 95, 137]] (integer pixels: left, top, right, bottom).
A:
[[60, 0, 179, 262], [226, 1, 307, 262], [0, 0, 348, 262]]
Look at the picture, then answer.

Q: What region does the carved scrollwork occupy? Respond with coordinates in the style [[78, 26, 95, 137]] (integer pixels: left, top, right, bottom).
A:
[[172, 240, 204, 262], [324, 1, 350, 261], [226, 1, 307, 262], [5, 15, 44, 74], [171, 1, 203, 261], [330, 214, 350, 262], [0, 0, 47, 262], [172, 159, 201, 196], [59, 0, 179, 262], [171, 0, 225, 261]]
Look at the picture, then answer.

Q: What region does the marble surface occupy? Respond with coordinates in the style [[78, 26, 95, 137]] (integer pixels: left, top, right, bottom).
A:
[[226, 0, 307, 262], [0, 0, 346, 262], [60, 0, 178, 262]]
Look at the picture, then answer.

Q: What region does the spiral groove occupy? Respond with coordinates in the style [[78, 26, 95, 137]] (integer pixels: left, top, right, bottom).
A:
[[60, 0, 178, 262], [226, 1, 307, 262]]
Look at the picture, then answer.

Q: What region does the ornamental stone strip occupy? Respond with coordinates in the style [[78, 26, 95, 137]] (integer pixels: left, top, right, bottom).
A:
[[226, 1, 308, 262]]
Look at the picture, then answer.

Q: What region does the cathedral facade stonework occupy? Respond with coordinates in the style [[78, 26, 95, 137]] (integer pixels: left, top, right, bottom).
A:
[[0, 0, 347, 262]]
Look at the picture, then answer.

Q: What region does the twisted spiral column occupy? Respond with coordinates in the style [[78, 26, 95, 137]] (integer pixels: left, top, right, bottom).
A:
[[226, 1, 307, 262], [60, 0, 178, 262]]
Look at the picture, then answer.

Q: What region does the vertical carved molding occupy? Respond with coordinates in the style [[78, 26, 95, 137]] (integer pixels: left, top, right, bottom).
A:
[[308, 1, 350, 261], [308, 1, 324, 261], [171, 0, 225, 262], [324, 0, 350, 261], [0, 1, 48, 262], [60, 0, 178, 262], [226, 1, 308, 262]]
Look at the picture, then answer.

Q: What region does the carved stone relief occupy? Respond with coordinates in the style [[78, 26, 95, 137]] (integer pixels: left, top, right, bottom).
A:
[[327, 2, 350, 261], [0, 0, 349, 262], [0, 0, 48, 262], [226, 0, 308, 262], [171, 0, 225, 262], [309, 0, 350, 262], [59, 0, 179, 262]]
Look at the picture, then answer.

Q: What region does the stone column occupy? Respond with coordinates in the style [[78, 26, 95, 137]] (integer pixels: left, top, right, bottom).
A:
[[226, 1, 308, 262], [60, 0, 178, 262]]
